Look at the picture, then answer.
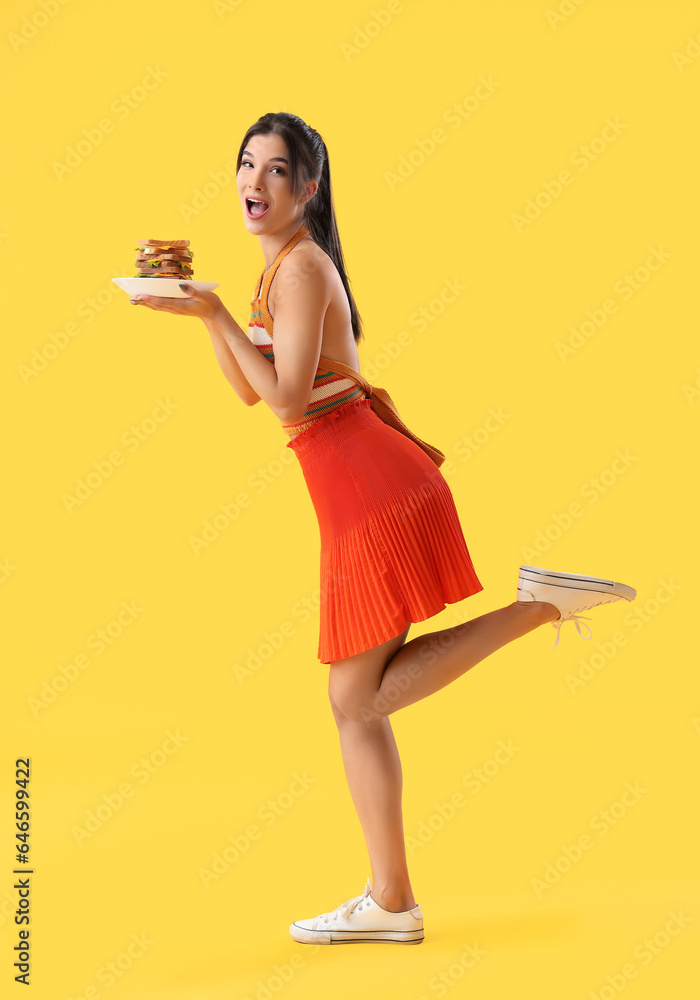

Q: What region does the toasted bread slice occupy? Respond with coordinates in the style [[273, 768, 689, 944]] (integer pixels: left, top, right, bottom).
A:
[[137, 238, 190, 248], [137, 252, 192, 262]]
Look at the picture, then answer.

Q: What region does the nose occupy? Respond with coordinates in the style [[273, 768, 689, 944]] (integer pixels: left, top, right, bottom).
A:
[[245, 169, 265, 192]]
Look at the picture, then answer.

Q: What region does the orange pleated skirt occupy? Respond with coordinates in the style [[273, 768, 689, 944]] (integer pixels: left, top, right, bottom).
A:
[[286, 397, 483, 664]]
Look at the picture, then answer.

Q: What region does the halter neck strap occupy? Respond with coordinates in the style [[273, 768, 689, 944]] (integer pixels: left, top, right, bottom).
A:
[[254, 221, 311, 306]]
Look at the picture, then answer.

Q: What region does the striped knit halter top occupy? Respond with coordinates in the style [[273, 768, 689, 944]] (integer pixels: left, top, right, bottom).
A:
[[247, 221, 367, 437]]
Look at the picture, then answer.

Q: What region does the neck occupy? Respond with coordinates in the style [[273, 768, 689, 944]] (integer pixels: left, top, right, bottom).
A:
[[259, 217, 309, 269]]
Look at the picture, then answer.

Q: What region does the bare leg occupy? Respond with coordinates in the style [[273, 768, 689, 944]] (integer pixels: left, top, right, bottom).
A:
[[329, 689, 416, 912], [326, 600, 558, 911], [330, 600, 559, 725]]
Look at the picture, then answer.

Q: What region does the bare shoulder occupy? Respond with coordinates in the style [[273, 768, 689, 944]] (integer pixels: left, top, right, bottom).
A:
[[269, 239, 336, 311]]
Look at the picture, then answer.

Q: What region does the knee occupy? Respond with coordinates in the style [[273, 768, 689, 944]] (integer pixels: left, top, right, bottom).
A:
[[328, 688, 349, 726], [327, 682, 374, 725]]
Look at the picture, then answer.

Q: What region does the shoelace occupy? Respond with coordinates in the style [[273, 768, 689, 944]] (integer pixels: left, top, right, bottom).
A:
[[518, 585, 596, 651], [551, 613, 593, 650], [321, 878, 372, 923]]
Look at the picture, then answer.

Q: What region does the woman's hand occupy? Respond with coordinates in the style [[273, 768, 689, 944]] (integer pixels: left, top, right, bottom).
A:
[[130, 283, 223, 322]]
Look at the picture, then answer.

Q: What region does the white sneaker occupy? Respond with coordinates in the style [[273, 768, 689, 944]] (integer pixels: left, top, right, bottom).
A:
[[289, 878, 424, 945], [517, 564, 637, 649]]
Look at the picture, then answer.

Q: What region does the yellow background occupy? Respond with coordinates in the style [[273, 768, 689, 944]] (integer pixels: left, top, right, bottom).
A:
[[2, 0, 698, 996]]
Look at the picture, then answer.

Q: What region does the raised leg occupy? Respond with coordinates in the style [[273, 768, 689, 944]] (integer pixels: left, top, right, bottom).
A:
[[329, 600, 559, 725]]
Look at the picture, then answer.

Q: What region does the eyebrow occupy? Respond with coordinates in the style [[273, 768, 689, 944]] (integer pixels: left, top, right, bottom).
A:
[[242, 149, 288, 164]]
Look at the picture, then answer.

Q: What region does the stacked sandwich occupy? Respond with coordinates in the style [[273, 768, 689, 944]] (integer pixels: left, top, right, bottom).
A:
[[134, 239, 194, 279]]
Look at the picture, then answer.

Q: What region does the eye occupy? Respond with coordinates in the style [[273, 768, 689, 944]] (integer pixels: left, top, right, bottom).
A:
[[239, 159, 285, 175]]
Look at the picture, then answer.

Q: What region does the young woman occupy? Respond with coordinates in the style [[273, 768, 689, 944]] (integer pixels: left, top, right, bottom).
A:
[[130, 112, 637, 946]]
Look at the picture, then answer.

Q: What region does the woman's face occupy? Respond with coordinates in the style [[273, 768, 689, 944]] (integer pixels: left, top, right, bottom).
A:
[[236, 132, 315, 235]]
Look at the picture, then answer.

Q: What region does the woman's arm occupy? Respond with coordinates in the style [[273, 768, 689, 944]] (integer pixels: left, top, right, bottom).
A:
[[130, 257, 330, 422], [202, 307, 263, 406], [130, 287, 265, 406], [208, 256, 330, 424], [203, 302, 303, 421]]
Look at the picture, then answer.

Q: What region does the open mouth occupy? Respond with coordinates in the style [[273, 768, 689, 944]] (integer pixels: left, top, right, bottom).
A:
[[246, 198, 269, 219]]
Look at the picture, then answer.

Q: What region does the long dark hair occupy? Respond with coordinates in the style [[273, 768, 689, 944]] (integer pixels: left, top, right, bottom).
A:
[[236, 112, 364, 344]]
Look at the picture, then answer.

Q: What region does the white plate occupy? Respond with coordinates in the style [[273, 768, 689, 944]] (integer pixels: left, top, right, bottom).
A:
[[112, 277, 220, 298]]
